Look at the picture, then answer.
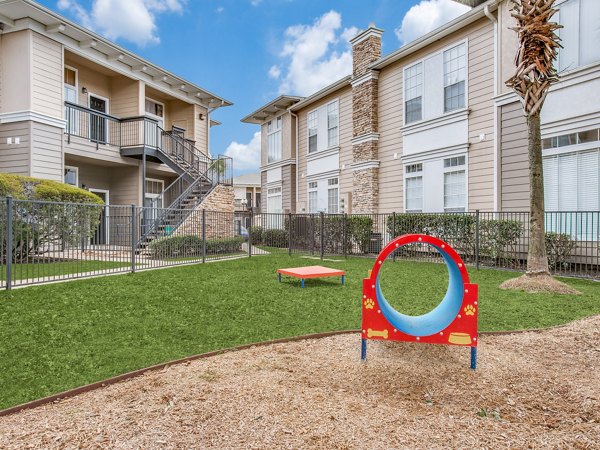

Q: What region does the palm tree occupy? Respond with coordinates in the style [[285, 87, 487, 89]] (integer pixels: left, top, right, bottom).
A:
[[501, 0, 578, 293]]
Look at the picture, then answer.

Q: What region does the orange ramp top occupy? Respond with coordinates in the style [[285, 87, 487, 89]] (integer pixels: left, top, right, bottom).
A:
[[277, 265, 345, 279]]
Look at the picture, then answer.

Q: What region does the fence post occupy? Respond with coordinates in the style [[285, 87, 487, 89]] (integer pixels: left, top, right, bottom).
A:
[[320, 211, 325, 260], [288, 213, 292, 256], [247, 211, 253, 258], [131, 204, 136, 273], [6, 196, 13, 290], [343, 213, 348, 259], [475, 209, 480, 270], [392, 212, 397, 262], [202, 209, 206, 263]]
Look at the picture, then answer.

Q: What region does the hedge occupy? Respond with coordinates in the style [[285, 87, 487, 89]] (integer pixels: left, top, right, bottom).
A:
[[1, 174, 104, 262], [148, 235, 244, 259], [545, 232, 576, 270]]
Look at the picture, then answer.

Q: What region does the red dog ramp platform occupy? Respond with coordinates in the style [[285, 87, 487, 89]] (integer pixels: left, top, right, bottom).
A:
[[277, 266, 345, 288]]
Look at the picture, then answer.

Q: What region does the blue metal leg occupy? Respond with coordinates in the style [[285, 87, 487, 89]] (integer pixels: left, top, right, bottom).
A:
[[301, 278, 305, 288], [361, 338, 367, 361], [278, 273, 281, 283], [470, 346, 477, 370], [341, 275, 345, 285]]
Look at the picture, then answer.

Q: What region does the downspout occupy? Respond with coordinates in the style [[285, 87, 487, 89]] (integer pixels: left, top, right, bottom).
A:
[[291, 111, 299, 213], [484, 3, 500, 211]]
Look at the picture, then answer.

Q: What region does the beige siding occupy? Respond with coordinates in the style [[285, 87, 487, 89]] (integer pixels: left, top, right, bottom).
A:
[[296, 85, 352, 212], [194, 105, 209, 155], [260, 171, 267, 211], [281, 164, 296, 213], [30, 122, 63, 181], [498, 0, 518, 96], [260, 123, 268, 167], [31, 32, 63, 119], [111, 166, 142, 206], [1, 31, 31, 113], [73, 64, 112, 107], [466, 20, 495, 211], [500, 101, 529, 211], [0, 122, 31, 176], [376, 18, 495, 213], [111, 78, 142, 118]]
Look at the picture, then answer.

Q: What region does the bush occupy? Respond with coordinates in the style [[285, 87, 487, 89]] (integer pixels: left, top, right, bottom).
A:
[[1, 174, 104, 263], [478, 219, 523, 263], [545, 232, 576, 270], [262, 229, 288, 248], [148, 235, 244, 259], [348, 216, 374, 254], [248, 226, 263, 245]]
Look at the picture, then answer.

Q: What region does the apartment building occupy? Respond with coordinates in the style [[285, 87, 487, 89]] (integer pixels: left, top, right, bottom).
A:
[[0, 0, 233, 226], [243, 0, 600, 216]]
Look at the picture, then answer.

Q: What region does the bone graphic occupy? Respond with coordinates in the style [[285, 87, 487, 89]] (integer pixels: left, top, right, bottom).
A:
[[367, 328, 388, 339]]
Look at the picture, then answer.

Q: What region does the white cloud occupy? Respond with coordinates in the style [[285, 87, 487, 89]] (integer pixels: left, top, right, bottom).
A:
[[224, 132, 261, 172], [395, 0, 470, 45], [268, 65, 281, 79], [273, 10, 358, 96], [57, 0, 186, 46]]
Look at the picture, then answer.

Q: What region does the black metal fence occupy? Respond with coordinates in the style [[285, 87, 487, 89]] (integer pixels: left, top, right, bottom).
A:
[[1, 197, 598, 289]]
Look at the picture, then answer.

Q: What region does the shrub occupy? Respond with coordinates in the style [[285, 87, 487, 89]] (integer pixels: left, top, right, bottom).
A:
[[148, 235, 244, 259], [545, 232, 576, 270], [348, 216, 374, 254], [1, 174, 104, 263], [478, 219, 523, 263], [262, 229, 288, 248], [248, 226, 263, 245]]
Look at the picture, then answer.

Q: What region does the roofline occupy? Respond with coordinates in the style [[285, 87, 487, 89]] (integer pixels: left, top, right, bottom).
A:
[[241, 95, 304, 124], [289, 76, 352, 112], [4, 0, 233, 108], [371, 0, 499, 70]]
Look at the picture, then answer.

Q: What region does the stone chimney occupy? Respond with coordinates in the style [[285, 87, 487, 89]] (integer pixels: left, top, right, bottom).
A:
[[350, 25, 383, 214]]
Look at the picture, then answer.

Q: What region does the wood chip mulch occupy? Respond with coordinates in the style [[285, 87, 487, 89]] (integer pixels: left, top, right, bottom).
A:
[[1, 316, 599, 449]]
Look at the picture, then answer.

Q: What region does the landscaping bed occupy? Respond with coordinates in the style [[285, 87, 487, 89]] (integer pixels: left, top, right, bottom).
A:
[[0, 316, 597, 448]]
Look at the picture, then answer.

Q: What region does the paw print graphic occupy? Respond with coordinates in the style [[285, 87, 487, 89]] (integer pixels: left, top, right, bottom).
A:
[[364, 298, 375, 310], [464, 304, 476, 316]]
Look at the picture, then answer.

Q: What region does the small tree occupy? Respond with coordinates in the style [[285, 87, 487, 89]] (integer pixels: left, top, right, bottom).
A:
[[501, 0, 578, 293]]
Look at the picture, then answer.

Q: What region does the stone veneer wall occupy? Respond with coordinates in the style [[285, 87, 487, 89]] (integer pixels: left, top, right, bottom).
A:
[[352, 79, 379, 137], [352, 169, 379, 214], [175, 185, 235, 239], [352, 35, 382, 78]]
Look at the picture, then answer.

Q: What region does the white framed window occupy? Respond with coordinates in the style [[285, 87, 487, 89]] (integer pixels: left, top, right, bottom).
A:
[[327, 102, 339, 148], [404, 63, 423, 124], [267, 116, 282, 163], [308, 111, 318, 153], [267, 186, 283, 214], [443, 156, 466, 212], [64, 165, 79, 186], [308, 181, 318, 213], [145, 98, 164, 119], [542, 128, 599, 149], [443, 43, 467, 112], [327, 177, 339, 214], [405, 163, 423, 212], [557, 0, 600, 72]]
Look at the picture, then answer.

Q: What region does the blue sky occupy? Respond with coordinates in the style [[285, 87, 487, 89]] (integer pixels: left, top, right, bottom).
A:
[[38, 0, 471, 174]]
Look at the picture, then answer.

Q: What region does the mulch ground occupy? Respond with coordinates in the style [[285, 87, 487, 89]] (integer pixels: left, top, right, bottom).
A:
[[1, 316, 599, 449]]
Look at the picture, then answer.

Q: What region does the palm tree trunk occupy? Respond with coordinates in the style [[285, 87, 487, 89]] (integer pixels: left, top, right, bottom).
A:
[[526, 112, 549, 274]]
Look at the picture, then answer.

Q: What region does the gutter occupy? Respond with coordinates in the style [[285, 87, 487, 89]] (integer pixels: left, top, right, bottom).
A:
[[291, 111, 299, 211]]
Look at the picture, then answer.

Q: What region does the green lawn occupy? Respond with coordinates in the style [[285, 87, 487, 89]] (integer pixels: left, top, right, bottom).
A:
[[1, 260, 131, 282], [0, 254, 598, 410]]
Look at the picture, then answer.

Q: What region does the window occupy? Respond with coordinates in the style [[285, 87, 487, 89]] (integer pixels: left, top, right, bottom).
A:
[[267, 116, 282, 163], [308, 111, 318, 153], [308, 181, 318, 213], [557, 0, 600, 72], [327, 102, 339, 148], [542, 128, 599, 149], [327, 177, 339, 214], [443, 43, 466, 112], [405, 164, 423, 212], [544, 149, 600, 211], [404, 63, 423, 123], [443, 156, 466, 212], [64, 67, 78, 134], [267, 186, 282, 214], [145, 98, 164, 118], [64, 166, 78, 186]]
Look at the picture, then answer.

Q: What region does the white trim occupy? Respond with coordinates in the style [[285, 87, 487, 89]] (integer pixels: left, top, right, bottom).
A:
[[402, 108, 470, 135], [306, 169, 340, 182], [0, 111, 67, 128], [349, 27, 384, 46], [542, 141, 600, 158], [306, 99, 339, 156], [260, 158, 295, 171], [351, 71, 379, 88], [403, 163, 424, 213], [401, 144, 469, 164], [64, 165, 79, 186], [442, 40, 469, 114], [541, 111, 600, 137], [351, 133, 380, 145], [350, 160, 380, 171], [266, 114, 283, 164], [306, 146, 339, 162]]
